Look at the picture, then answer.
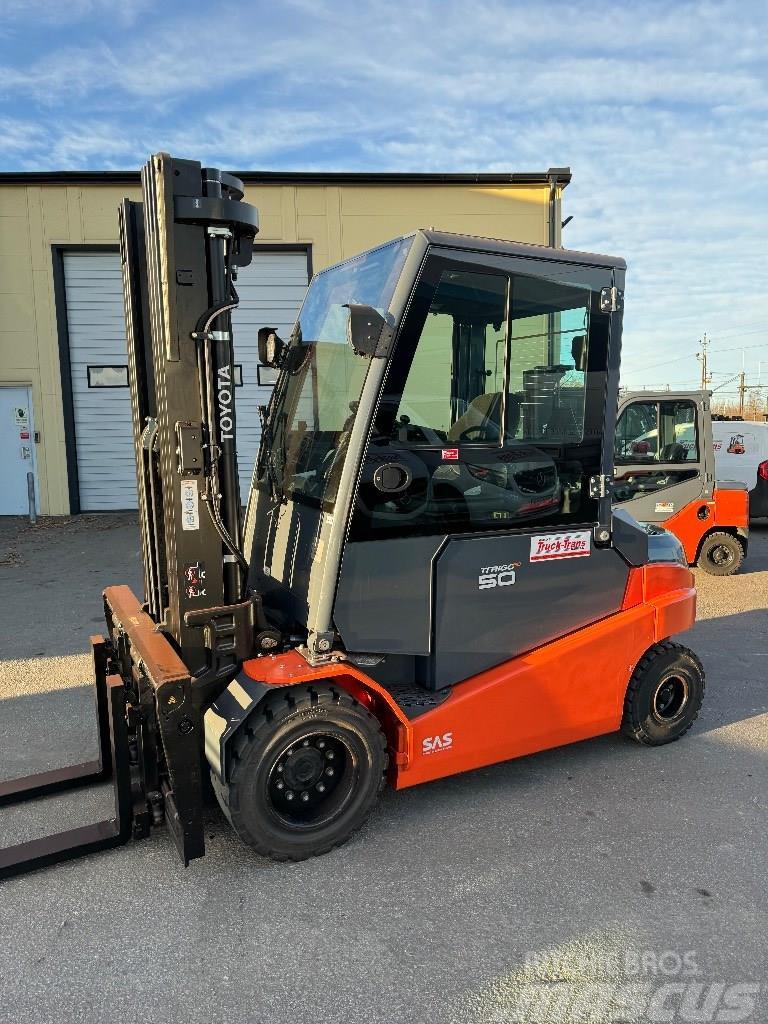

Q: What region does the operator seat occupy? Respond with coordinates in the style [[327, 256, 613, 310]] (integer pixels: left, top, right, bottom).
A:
[[448, 392, 502, 442], [447, 392, 521, 443]]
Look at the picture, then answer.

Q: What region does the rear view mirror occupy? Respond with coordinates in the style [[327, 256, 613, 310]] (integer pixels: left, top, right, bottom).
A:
[[571, 334, 587, 371], [344, 304, 394, 358], [258, 327, 285, 367]]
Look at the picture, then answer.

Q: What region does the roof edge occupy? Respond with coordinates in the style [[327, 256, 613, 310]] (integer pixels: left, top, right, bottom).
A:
[[0, 167, 571, 187]]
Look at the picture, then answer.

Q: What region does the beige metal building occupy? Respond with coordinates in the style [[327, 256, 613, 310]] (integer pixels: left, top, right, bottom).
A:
[[0, 166, 570, 515]]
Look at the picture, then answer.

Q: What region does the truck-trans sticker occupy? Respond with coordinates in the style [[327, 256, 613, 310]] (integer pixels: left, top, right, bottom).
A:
[[530, 530, 591, 562], [422, 732, 453, 755], [478, 562, 520, 589]]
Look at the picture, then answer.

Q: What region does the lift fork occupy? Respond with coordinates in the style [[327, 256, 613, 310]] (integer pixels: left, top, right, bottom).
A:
[[0, 638, 132, 880]]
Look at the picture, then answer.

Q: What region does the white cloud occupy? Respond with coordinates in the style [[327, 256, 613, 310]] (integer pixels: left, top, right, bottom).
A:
[[0, 0, 765, 385]]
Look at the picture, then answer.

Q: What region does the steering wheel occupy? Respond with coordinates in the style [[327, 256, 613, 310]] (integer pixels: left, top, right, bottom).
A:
[[457, 424, 499, 443]]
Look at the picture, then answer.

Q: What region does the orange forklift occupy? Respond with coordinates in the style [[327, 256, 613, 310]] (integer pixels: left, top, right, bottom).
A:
[[614, 390, 748, 575], [0, 154, 704, 875]]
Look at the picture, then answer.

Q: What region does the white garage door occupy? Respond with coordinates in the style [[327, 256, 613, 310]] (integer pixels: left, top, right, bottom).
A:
[[63, 249, 308, 511]]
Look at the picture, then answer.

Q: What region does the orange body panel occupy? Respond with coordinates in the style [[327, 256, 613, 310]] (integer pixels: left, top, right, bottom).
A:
[[241, 563, 695, 791], [663, 485, 748, 564]]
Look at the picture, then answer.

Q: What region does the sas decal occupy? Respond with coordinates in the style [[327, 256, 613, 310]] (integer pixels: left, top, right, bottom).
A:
[[422, 732, 453, 755]]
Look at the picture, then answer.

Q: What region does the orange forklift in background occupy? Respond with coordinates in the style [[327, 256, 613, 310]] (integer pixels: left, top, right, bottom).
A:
[[614, 390, 748, 575]]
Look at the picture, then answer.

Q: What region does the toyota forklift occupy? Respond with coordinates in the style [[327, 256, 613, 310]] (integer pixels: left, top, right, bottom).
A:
[[614, 390, 749, 575], [0, 154, 704, 877]]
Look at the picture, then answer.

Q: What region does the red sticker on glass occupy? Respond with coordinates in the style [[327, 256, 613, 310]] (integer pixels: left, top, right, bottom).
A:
[[19, 430, 30, 439], [441, 448, 459, 461]]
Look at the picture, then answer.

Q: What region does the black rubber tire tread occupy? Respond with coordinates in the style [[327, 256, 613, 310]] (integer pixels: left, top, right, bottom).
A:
[[621, 640, 705, 746], [696, 531, 744, 576], [215, 684, 388, 862]]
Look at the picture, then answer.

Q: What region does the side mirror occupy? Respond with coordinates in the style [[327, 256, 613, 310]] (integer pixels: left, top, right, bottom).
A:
[[258, 327, 285, 367], [344, 304, 394, 358], [571, 334, 587, 371]]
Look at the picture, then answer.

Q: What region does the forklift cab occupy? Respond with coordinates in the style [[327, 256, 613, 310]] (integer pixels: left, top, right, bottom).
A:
[[244, 231, 629, 684], [614, 390, 748, 573], [613, 391, 714, 520]]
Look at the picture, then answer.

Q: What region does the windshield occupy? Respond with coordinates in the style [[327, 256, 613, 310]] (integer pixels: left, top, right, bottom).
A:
[[263, 236, 412, 509]]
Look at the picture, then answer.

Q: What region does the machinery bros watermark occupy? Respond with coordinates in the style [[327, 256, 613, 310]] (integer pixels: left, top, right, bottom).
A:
[[491, 948, 761, 1023]]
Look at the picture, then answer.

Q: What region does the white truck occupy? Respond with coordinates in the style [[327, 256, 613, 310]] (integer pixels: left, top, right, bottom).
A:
[[711, 419, 768, 519]]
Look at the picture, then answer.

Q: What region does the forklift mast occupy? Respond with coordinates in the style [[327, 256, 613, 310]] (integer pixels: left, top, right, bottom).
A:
[[119, 154, 270, 693]]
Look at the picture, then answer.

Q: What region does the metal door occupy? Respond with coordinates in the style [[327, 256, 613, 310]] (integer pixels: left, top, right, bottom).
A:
[[613, 392, 711, 524], [0, 386, 37, 515]]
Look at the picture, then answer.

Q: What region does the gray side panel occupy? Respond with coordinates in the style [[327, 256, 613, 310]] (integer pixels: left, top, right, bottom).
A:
[[615, 476, 705, 524], [611, 507, 650, 566], [248, 490, 324, 631], [432, 533, 629, 688], [334, 536, 445, 654]]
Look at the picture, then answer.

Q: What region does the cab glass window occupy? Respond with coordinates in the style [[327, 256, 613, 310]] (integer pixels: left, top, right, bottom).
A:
[[350, 256, 611, 541], [615, 399, 699, 464], [393, 270, 508, 445], [507, 276, 591, 444]]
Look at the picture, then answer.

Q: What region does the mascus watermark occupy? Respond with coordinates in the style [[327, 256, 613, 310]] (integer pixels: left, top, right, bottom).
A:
[[489, 949, 762, 1023]]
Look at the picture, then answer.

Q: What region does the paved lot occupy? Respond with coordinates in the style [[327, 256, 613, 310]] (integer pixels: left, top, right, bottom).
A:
[[0, 514, 766, 1024]]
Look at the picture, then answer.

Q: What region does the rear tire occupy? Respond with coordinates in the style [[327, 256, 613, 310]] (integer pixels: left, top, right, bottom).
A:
[[214, 684, 387, 861], [697, 532, 744, 575], [621, 641, 705, 746]]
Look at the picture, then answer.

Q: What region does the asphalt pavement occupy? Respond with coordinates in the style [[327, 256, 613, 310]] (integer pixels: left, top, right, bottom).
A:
[[0, 514, 766, 1024]]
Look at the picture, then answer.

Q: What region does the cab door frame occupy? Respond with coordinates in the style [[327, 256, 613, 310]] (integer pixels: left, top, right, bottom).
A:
[[334, 244, 627, 685], [613, 389, 713, 525]]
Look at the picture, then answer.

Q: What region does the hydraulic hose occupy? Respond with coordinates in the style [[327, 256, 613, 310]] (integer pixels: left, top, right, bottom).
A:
[[192, 283, 250, 593]]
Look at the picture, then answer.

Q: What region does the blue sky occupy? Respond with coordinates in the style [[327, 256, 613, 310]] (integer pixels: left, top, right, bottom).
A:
[[1, 0, 766, 395]]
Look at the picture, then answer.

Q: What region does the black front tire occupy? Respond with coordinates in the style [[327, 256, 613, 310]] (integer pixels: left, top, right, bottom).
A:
[[214, 684, 387, 861], [621, 641, 705, 746], [697, 532, 744, 576]]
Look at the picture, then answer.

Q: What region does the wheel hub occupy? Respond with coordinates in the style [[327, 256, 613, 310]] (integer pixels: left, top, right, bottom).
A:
[[282, 746, 325, 790], [652, 674, 689, 722], [267, 733, 349, 826], [710, 545, 732, 566]]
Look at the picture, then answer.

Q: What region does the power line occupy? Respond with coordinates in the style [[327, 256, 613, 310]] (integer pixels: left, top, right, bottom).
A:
[[624, 339, 768, 376]]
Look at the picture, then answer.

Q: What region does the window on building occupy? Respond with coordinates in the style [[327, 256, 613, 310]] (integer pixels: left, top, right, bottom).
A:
[[87, 365, 129, 388]]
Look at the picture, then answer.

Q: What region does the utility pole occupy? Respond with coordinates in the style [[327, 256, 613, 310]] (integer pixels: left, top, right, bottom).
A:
[[738, 355, 747, 419], [697, 333, 711, 389]]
